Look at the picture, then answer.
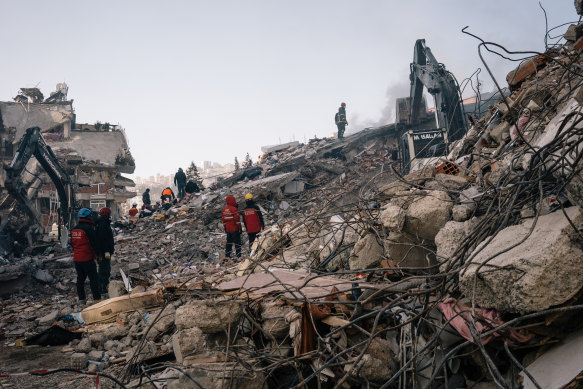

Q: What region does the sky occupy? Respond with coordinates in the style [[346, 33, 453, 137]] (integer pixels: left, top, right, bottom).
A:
[[0, 1, 578, 177]]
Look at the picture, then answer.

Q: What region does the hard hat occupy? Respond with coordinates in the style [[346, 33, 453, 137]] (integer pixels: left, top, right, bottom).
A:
[[245, 193, 253, 200], [78, 208, 92, 218], [341, 102, 346, 107], [99, 207, 111, 216]]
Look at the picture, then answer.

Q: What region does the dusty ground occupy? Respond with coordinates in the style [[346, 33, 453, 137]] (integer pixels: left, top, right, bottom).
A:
[[0, 345, 118, 389]]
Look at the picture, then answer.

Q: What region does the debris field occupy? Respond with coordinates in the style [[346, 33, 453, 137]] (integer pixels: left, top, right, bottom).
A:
[[3, 14, 583, 389]]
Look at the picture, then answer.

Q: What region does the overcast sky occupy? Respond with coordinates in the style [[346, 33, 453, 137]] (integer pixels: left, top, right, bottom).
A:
[[0, 1, 578, 177]]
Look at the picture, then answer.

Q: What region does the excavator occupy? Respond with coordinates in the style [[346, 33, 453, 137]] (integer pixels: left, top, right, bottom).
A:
[[398, 39, 468, 174], [1, 127, 76, 250]]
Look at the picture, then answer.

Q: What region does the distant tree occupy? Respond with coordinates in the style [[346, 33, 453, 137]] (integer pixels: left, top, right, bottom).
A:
[[186, 161, 204, 189], [234, 157, 240, 171], [243, 152, 253, 168]]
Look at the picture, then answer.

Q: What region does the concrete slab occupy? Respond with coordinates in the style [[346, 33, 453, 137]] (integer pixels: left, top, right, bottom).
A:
[[261, 141, 300, 153], [218, 269, 366, 301], [521, 328, 583, 389]]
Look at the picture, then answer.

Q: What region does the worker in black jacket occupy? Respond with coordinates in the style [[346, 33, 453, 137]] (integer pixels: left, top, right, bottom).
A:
[[95, 207, 115, 296], [142, 188, 151, 206], [335, 102, 348, 139], [174, 168, 187, 199]]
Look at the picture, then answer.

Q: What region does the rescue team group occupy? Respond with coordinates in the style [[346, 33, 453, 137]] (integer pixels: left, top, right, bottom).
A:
[[71, 102, 346, 304], [70, 189, 264, 305]]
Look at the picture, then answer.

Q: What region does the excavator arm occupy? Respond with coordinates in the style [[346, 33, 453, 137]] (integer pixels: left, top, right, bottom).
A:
[[409, 39, 467, 141], [4, 127, 76, 238]]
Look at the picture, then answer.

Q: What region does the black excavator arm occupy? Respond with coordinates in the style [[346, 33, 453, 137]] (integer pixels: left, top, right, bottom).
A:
[[409, 39, 467, 142], [4, 127, 76, 237]]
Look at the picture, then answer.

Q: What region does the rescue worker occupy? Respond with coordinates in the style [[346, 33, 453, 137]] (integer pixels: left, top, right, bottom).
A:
[[95, 207, 115, 296], [242, 193, 264, 248], [142, 188, 151, 206], [335, 102, 348, 139], [221, 195, 242, 260], [71, 208, 101, 303], [174, 168, 187, 199], [128, 203, 139, 226], [161, 187, 175, 205]]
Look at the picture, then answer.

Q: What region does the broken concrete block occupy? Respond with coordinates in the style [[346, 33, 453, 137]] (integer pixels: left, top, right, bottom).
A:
[[283, 180, 304, 194], [367, 338, 398, 371], [404, 190, 453, 241], [380, 204, 406, 232], [345, 354, 393, 384], [261, 303, 292, 339], [452, 204, 473, 222], [377, 181, 414, 202], [460, 207, 583, 313], [426, 174, 470, 192], [175, 300, 243, 333], [348, 233, 383, 270], [126, 340, 157, 363], [564, 23, 583, 41], [103, 324, 129, 340], [75, 337, 92, 353], [71, 352, 87, 369], [435, 218, 481, 264], [577, 0, 583, 15], [152, 306, 176, 333], [87, 350, 104, 361], [488, 121, 511, 143], [89, 333, 106, 348], [386, 231, 435, 269], [34, 269, 53, 283], [104, 340, 120, 352], [38, 310, 59, 326], [107, 280, 127, 298], [172, 327, 204, 363]]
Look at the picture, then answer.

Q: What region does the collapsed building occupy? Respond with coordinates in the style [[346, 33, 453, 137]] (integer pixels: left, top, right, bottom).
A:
[[0, 84, 135, 252], [4, 9, 583, 389]]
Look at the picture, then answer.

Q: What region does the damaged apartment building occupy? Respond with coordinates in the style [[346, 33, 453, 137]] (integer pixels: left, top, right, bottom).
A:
[[0, 84, 135, 237]]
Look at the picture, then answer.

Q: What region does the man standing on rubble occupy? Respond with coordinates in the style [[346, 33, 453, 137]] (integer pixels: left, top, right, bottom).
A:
[[335, 102, 348, 139], [95, 207, 115, 297], [71, 208, 101, 303], [221, 195, 242, 260], [242, 193, 264, 249], [142, 188, 151, 206], [174, 168, 187, 199]]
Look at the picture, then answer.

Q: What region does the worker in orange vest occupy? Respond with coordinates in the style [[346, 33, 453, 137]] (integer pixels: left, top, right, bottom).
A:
[[161, 187, 175, 206], [128, 203, 139, 227]]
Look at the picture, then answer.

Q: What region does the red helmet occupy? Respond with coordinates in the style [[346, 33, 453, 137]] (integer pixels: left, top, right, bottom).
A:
[[341, 102, 346, 107], [99, 207, 111, 216]]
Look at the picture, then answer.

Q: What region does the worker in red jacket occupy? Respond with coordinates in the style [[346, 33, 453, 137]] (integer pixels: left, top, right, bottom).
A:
[[221, 195, 242, 260], [71, 208, 101, 303], [242, 193, 264, 248]]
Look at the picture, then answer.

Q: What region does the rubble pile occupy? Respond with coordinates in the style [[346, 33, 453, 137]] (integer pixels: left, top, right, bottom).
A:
[[3, 19, 583, 389]]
